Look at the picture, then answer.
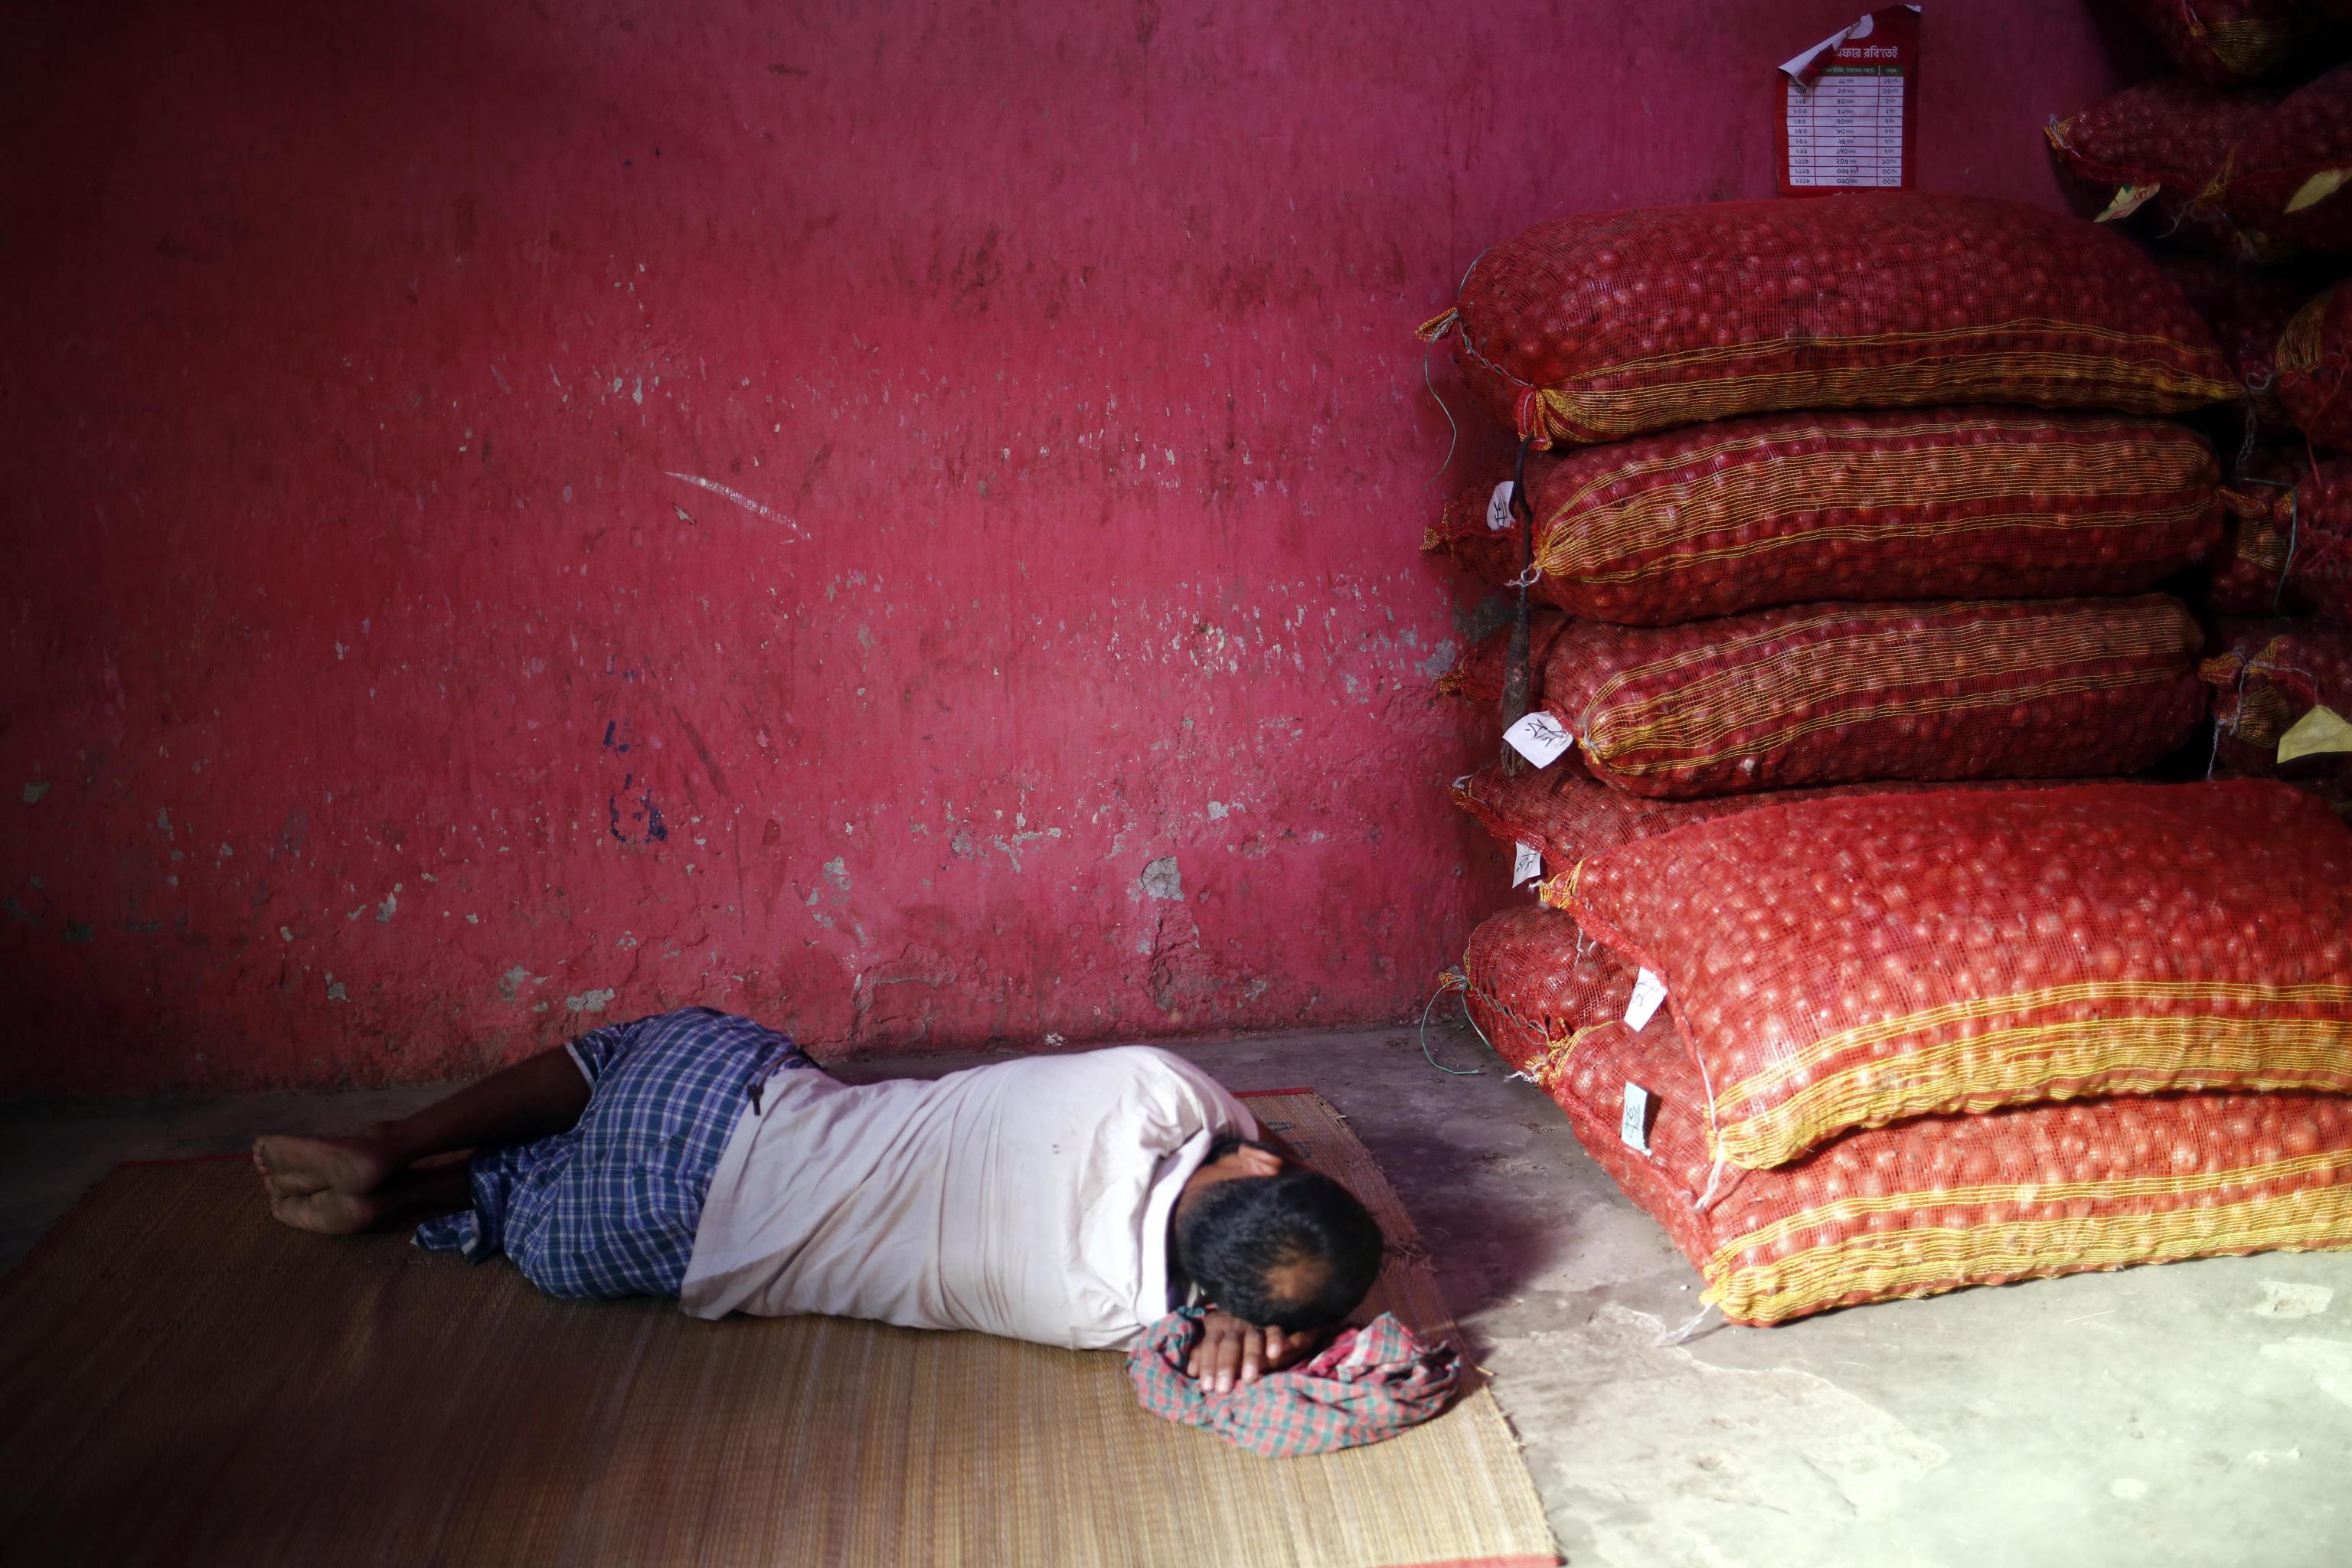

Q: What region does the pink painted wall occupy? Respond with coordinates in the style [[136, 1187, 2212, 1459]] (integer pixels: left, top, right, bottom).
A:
[[0, 2, 2148, 1093]]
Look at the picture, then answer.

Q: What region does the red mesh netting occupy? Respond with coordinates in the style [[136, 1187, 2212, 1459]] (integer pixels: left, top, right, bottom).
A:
[[2205, 619, 2352, 787], [1439, 194, 2233, 446], [2208, 449, 2313, 614], [2123, 0, 2328, 85], [1449, 766, 2122, 873], [1434, 608, 1573, 707], [1473, 999, 2352, 1324], [1422, 407, 2220, 623], [1459, 904, 1632, 1073], [2292, 456, 2352, 621], [2048, 78, 2279, 258], [2278, 284, 2352, 449], [1444, 596, 2205, 798], [2218, 64, 2352, 255], [2161, 257, 2311, 430], [2208, 511, 2305, 615], [1553, 779, 2352, 1170], [1422, 451, 1560, 595]]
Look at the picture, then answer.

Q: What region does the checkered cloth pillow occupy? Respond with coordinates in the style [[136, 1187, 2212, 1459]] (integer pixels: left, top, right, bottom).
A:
[[1126, 1308, 1460, 1458]]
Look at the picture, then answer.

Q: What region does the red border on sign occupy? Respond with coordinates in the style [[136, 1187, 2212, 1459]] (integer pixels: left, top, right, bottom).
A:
[[1776, 5, 1921, 198]]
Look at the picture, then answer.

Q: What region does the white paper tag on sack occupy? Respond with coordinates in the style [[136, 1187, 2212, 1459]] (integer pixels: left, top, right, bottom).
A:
[[1625, 967, 1668, 1032], [1512, 841, 1542, 887], [1620, 1083, 1652, 1153], [1485, 480, 1516, 531], [2278, 704, 2352, 765], [2095, 181, 2160, 223], [2285, 167, 2350, 216], [1502, 710, 1573, 768]]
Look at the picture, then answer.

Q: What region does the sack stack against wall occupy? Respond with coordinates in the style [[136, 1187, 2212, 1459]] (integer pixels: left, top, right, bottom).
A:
[[1463, 782, 2352, 1323], [1423, 182, 2352, 1319], [1423, 194, 2232, 447], [1422, 193, 2231, 815], [2047, 39, 2350, 634]]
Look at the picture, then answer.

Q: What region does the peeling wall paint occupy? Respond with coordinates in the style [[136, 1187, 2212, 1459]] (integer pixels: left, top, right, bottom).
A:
[[0, 1, 2147, 1093]]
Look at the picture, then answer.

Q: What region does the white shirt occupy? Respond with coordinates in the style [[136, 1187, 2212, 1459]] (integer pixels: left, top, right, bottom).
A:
[[679, 1046, 1256, 1350]]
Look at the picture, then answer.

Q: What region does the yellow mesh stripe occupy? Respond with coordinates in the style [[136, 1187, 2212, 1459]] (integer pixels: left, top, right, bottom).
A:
[[1535, 354, 2234, 442], [2275, 287, 2337, 379], [1596, 667, 2180, 780], [2203, 18, 2293, 75], [1537, 428, 2211, 580], [1574, 320, 2218, 381], [1711, 1022, 2352, 1170], [1733, 1018, 2352, 1129], [1544, 501, 2214, 586], [1585, 604, 2185, 728], [1720, 978, 2352, 1109], [1708, 1180, 2352, 1322], [2233, 685, 2298, 750], [1579, 606, 2190, 776], [1723, 1146, 2352, 1259], [2232, 514, 2291, 573], [1540, 414, 2166, 514], [1579, 600, 2177, 708]]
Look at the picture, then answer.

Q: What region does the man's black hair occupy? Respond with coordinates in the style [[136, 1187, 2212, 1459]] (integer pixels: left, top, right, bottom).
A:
[[1174, 1148, 1385, 1331]]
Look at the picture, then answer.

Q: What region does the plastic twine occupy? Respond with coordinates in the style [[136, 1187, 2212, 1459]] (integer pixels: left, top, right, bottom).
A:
[[1655, 1302, 1726, 1348], [1418, 971, 1483, 1077], [1421, 338, 1459, 488]]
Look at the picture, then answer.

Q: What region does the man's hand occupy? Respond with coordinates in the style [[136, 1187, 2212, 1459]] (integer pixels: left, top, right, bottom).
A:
[[1185, 1308, 1325, 1393]]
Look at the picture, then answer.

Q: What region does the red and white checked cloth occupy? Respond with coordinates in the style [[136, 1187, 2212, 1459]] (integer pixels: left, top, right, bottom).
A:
[[1126, 1308, 1461, 1458]]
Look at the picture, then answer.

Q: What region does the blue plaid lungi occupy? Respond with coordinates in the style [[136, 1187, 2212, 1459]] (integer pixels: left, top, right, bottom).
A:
[[414, 1007, 812, 1298]]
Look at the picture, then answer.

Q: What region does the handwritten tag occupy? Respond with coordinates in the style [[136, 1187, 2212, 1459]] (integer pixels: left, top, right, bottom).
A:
[[1485, 480, 1516, 531], [1620, 1083, 1652, 1152], [2095, 181, 2160, 223], [1625, 967, 1668, 1032], [1502, 711, 1573, 768], [1512, 841, 1542, 887]]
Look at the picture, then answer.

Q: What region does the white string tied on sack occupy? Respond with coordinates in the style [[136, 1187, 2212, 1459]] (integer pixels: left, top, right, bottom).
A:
[[1418, 970, 1482, 1076]]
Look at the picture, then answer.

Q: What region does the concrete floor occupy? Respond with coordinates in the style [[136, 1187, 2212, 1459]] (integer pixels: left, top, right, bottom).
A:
[[4, 1021, 2347, 1568]]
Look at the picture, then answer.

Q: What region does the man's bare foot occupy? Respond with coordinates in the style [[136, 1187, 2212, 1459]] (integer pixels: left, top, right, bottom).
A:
[[251, 1131, 394, 1198], [267, 1186, 384, 1236]]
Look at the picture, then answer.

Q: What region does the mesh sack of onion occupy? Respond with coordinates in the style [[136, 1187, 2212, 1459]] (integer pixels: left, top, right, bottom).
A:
[[1478, 995, 2352, 1326], [2277, 283, 2352, 451], [2203, 621, 2352, 803], [2288, 456, 2352, 622], [1421, 407, 2220, 624], [2047, 77, 2280, 259], [2216, 64, 2352, 256], [1423, 194, 2232, 447], [1440, 596, 2206, 799], [1547, 779, 2352, 1170], [2160, 256, 2312, 433], [2122, 0, 2334, 86], [1454, 903, 1633, 1075], [2206, 449, 2311, 616], [1448, 766, 2127, 877]]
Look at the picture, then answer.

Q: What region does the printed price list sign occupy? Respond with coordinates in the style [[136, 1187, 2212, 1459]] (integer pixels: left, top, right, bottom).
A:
[[1777, 5, 1919, 198], [1785, 67, 1905, 188]]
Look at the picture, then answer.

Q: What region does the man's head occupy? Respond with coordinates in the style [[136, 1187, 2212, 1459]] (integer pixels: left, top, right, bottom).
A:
[[1171, 1136, 1384, 1331]]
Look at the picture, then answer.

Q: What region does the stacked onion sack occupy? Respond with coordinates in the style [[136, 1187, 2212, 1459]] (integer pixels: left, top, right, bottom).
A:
[[1419, 192, 2352, 1324], [2045, 13, 2352, 792]]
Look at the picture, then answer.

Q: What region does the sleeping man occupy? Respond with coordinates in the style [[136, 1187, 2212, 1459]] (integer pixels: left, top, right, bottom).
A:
[[253, 1006, 1383, 1390]]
